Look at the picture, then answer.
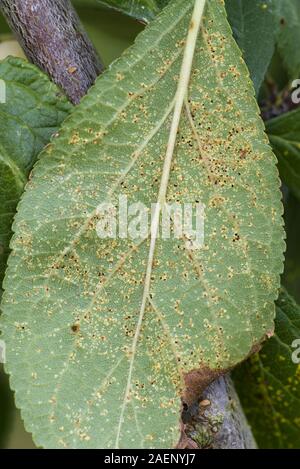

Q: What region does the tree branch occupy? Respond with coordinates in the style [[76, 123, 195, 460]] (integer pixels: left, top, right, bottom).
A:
[[0, 0, 104, 104], [189, 375, 256, 449]]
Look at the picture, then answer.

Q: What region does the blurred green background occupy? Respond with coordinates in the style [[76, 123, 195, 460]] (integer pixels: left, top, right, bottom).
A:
[[0, 3, 143, 449]]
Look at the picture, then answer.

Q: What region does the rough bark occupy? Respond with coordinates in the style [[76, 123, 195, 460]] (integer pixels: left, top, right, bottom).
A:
[[0, 0, 104, 104]]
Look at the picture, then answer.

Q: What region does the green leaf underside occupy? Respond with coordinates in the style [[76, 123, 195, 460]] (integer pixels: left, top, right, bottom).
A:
[[1, 0, 284, 449], [225, 0, 277, 95], [0, 57, 71, 291], [75, 0, 280, 93], [234, 289, 300, 449], [266, 108, 300, 202]]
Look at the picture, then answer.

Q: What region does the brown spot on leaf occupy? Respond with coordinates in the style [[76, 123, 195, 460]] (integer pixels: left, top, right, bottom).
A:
[[71, 324, 80, 333]]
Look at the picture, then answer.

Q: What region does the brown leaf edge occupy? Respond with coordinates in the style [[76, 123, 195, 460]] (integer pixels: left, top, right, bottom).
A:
[[176, 329, 272, 449]]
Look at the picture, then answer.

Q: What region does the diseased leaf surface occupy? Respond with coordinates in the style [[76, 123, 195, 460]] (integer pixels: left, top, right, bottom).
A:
[[225, 0, 277, 94], [1, 0, 284, 449], [234, 289, 300, 449], [266, 108, 300, 202], [75, 0, 279, 95], [0, 57, 71, 291]]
